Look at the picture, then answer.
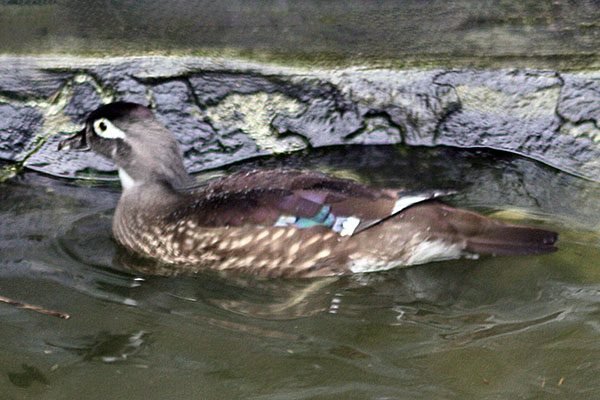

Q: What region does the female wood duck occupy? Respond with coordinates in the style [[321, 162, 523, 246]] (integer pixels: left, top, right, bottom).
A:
[[58, 102, 557, 277]]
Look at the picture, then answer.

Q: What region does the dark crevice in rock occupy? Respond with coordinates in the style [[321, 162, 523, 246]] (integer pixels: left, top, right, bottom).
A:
[[431, 84, 462, 144], [188, 72, 281, 108], [343, 110, 405, 144], [270, 124, 313, 151]]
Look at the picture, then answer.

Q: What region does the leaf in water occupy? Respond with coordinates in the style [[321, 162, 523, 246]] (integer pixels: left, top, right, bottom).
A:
[[329, 345, 369, 360], [48, 331, 150, 363], [7, 363, 49, 388], [83, 331, 150, 362]]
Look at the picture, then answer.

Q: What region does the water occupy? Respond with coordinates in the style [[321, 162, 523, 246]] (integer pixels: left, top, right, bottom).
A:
[[1, 145, 600, 399]]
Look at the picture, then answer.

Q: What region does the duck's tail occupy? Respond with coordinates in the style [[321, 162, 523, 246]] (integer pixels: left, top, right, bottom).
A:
[[464, 224, 558, 256], [399, 202, 558, 257]]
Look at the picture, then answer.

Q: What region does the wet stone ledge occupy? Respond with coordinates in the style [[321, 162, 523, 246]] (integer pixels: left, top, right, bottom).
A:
[[1, 56, 600, 181]]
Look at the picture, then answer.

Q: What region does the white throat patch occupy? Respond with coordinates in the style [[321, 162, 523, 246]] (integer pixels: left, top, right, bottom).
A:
[[118, 168, 138, 190]]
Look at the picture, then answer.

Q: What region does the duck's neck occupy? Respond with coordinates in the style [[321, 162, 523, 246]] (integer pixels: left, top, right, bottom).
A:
[[116, 167, 191, 218], [118, 154, 193, 191]]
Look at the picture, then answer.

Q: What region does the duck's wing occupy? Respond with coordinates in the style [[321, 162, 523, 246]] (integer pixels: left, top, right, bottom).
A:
[[177, 169, 451, 236]]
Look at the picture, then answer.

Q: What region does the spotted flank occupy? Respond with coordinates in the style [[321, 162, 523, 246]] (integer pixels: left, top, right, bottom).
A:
[[274, 205, 361, 236]]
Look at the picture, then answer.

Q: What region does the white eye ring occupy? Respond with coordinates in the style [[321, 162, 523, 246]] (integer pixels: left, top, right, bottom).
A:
[[93, 118, 126, 139]]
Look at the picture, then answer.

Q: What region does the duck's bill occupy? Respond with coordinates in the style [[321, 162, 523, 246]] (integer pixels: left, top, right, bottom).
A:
[[57, 128, 89, 151]]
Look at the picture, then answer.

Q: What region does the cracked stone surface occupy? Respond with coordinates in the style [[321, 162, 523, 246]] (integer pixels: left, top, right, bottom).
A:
[[1, 56, 600, 181], [0, 103, 43, 157], [206, 92, 306, 154]]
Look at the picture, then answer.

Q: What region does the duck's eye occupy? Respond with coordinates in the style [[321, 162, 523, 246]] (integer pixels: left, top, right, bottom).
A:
[[93, 118, 126, 139]]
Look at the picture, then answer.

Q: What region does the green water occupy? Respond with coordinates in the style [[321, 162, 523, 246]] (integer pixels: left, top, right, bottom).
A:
[[1, 146, 599, 399]]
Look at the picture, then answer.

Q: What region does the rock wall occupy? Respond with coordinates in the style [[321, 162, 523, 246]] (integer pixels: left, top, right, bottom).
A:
[[1, 56, 599, 181]]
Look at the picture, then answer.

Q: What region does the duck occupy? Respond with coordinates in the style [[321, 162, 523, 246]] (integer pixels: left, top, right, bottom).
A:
[[58, 102, 557, 277]]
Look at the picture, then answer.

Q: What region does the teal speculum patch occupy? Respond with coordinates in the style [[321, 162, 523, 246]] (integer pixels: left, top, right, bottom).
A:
[[274, 205, 360, 236]]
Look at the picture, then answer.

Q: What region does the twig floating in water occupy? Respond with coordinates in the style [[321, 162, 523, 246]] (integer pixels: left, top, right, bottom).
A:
[[0, 296, 70, 319]]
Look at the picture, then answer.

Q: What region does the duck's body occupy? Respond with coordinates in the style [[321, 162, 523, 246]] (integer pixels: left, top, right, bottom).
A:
[[59, 102, 557, 277]]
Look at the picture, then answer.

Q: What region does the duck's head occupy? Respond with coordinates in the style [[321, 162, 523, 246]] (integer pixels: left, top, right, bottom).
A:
[[58, 102, 191, 189]]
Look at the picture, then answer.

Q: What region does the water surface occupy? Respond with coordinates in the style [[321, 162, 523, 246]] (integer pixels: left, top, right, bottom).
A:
[[1, 146, 599, 399]]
